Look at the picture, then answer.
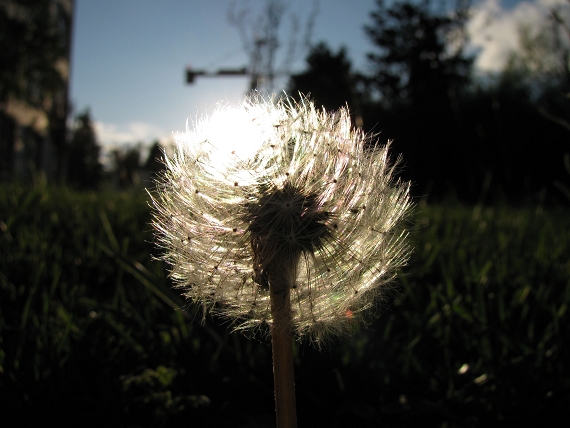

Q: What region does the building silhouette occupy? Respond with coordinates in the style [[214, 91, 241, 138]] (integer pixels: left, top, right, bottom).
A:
[[0, 0, 74, 181]]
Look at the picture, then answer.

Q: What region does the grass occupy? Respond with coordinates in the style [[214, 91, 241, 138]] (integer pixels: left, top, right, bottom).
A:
[[1, 180, 569, 427]]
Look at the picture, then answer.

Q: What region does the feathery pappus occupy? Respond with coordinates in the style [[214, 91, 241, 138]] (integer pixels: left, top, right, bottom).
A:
[[151, 95, 412, 344]]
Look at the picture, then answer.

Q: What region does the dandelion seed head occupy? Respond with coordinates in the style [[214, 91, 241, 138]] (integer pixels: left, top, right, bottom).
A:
[[152, 95, 413, 344]]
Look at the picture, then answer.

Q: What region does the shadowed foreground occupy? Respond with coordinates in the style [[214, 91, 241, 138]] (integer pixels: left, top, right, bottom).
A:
[[1, 182, 569, 427]]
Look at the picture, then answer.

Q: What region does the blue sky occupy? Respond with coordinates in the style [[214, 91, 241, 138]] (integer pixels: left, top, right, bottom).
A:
[[69, 0, 564, 149]]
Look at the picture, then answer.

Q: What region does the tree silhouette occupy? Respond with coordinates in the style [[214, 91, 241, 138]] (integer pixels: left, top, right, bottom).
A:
[[67, 110, 102, 189], [228, 0, 318, 93], [287, 42, 360, 119], [364, 0, 472, 106], [145, 140, 165, 177], [501, 2, 570, 201], [113, 144, 143, 188]]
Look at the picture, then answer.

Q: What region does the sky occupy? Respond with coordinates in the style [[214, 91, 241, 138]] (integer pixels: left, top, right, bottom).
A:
[[69, 0, 566, 151]]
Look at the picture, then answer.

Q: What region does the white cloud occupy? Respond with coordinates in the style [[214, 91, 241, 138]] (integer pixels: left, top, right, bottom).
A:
[[467, 0, 568, 72], [92, 121, 174, 170], [94, 120, 172, 148]]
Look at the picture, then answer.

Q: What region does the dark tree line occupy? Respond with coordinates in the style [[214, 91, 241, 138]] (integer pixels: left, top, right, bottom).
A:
[[40, 108, 163, 190], [66, 110, 101, 189], [288, 0, 570, 204]]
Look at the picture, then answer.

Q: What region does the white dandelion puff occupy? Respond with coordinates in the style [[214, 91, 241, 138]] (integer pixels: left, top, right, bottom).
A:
[[151, 95, 413, 344]]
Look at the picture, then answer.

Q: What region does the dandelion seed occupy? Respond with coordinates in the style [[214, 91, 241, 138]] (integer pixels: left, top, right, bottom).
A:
[[151, 95, 413, 344]]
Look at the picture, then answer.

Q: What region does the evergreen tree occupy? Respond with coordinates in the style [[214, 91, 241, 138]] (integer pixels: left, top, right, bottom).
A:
[[145, 140, 165, 177], [364, 0, 472, 106], [288, 42, 358, 114], [67, 110, 102, 189], [113, 144, 142, 188]]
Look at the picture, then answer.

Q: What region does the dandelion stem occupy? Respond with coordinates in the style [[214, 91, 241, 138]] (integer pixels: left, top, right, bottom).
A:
[[268, 258, 298, 428]]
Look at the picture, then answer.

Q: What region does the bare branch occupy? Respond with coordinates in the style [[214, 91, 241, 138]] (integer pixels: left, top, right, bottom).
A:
[[228, 0, 319, 93]]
